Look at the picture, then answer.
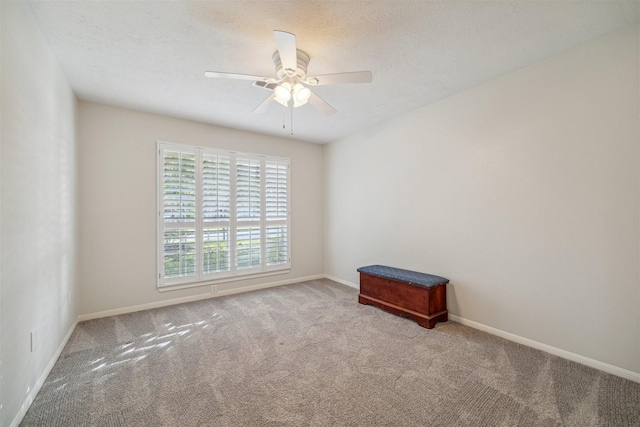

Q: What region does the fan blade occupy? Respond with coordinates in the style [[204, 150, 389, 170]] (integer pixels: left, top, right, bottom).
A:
[[252, 81, 279, 91], [308, 91, 336, 116], [253, 94, 276, 113], [205, 71, 273, 82], [304, 71, 372, 86], [274, 30, 297, 76]]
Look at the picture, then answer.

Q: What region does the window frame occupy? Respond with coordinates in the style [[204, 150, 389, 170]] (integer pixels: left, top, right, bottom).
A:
[[157, 141, 291, 290]]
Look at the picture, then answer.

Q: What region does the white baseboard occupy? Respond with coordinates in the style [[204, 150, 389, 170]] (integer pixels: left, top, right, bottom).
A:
[[449, 314, 640, 383], [11, 319, 79, 427], [12, 274, 325, 425], [324, 274, 640, 383], [78, 274, 325, 322], [14, 275, 637, 427], [324, 274, 359, 289]]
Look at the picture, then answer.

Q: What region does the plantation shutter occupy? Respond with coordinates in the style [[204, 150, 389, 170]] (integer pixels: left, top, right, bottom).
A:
[[236, 157, 261, 270], [158, 142, 290, 289], [161, 147, 197, 281], [265, 160, 289, 266], [202, 153, 231, 275]]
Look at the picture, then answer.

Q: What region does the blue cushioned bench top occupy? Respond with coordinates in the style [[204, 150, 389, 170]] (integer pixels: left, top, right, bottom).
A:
[[357, 265, 449, 288]]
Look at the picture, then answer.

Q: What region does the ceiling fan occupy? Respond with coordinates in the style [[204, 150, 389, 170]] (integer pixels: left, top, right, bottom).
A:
[[204, 30, 372, 117]]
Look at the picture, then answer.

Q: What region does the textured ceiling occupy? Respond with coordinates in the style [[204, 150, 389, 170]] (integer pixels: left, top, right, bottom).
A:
[[28, 1, 639, 144]]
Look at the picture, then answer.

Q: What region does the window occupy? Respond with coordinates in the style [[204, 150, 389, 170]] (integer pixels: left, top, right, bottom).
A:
[[158, 142, 290, 289]]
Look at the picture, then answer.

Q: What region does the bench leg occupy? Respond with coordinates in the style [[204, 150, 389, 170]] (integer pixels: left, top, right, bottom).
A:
[[359, 294, 448, 329], [417, 311, 448, 329]]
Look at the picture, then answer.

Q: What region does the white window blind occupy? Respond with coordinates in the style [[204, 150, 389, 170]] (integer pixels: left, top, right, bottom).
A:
[[202, 153, 231, 275], [265, 160, 289, 266], [157, 142, 290, 289], [162, 149, 196, 279]]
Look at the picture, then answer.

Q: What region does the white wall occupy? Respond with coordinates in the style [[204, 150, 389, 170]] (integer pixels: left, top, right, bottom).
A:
[[1, 2, 79, 426], [324, 26, 639, 374], [78, 102, 324, 315]]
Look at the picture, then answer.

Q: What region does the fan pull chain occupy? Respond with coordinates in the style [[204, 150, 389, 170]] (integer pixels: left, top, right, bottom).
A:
[[290, 103, 294, 136], [282, 105, 286, 130]]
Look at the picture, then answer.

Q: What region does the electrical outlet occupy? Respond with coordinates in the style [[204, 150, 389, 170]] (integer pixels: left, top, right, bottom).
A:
[[210, 285, 217, 293]]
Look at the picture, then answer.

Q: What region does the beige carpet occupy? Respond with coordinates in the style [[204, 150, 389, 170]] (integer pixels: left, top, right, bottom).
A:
[[21, 279, 640, 426]]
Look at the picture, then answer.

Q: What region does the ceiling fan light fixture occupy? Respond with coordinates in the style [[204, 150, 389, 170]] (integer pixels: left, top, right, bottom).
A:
[[293, 98, 308, 108], [274, 82, 292, 106], [293, 83, 310, 100], [205, 30, 372, 122], [274, 96, 289, 107], [275, 82, 292, 100], [292, 83, 311, 107]]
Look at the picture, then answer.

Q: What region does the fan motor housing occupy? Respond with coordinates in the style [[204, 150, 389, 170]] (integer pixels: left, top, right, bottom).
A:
[[273, 49, 310, 80]]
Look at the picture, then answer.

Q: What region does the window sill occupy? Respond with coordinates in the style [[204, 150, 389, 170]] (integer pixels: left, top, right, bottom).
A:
[[157, 268, 291, 293]]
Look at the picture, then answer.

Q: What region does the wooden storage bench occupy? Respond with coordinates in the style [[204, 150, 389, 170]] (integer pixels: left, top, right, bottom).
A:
[[357, 265, 449, 329]]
